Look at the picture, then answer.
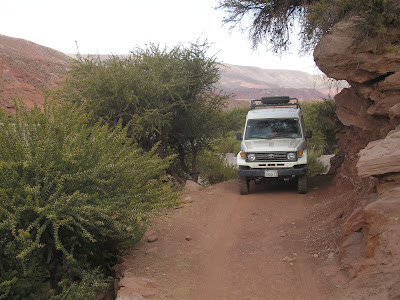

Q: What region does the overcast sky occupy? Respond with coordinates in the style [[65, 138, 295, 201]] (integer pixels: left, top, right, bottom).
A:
[[1, 0, 320, 74]]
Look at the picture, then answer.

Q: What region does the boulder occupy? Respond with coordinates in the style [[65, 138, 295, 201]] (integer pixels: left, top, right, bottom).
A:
[[335, 88, 376, 131], [314, 17, 400, 84], [389, 103, 400, 119], [357, 126, 400, 177]]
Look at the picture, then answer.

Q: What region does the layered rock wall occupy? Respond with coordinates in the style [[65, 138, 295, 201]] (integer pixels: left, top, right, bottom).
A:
[[314, 18, 400, 296]]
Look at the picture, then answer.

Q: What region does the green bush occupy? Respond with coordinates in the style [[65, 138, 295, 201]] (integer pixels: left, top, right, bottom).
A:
[[196, 107, 248, 184], [307, 149, 329, 177], [216, 107, 249, 154], [215, 131, 241, 154], [197, 150, 237, 185], [301, 100, 337, 154], [220, 107, 249, 132], [0, 101, 177, 299]]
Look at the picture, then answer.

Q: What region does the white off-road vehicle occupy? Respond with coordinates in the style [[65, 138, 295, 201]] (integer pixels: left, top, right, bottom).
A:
[[236, 96, 312, 195]]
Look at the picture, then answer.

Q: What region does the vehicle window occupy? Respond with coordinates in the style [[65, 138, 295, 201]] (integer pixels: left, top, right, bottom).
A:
[[245, 118, 301, 139]]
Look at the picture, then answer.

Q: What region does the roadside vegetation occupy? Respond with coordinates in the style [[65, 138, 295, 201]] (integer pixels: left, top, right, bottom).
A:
[[301, 100, 338, 176], [0, 102, 177, 299], [301, 100, 337, 154], [196, 107, 249, 185]]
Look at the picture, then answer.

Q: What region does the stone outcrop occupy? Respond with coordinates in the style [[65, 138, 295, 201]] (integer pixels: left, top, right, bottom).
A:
[[357, 126, 400, 177], [314, 17, 400, 297]]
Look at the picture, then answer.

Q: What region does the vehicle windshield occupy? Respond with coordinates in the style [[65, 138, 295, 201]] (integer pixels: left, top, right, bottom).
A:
[[245, 118, 301, 139]]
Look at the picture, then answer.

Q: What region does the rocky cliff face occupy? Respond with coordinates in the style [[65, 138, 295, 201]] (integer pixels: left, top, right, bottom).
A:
[[314, 18, 400, 296]]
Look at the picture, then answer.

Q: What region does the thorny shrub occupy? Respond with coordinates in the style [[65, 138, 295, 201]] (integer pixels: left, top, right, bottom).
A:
[[0, 101, 178, 299]]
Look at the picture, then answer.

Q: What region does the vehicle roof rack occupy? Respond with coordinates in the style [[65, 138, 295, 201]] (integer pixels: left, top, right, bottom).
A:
[[250, 96, 299, 110]]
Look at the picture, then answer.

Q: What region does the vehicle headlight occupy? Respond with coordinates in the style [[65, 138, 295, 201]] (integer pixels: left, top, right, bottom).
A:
[[247, 153, 256, 161], [287, 152, 297, 161]]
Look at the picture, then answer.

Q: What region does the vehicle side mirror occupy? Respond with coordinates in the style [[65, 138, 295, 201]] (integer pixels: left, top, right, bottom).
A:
[[306, 131, 313, 139], [236, 132, 242, 140]]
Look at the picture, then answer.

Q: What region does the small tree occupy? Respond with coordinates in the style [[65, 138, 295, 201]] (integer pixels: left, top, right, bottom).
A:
[[0, 101, 177, 298], [55, 42, 228, 182]]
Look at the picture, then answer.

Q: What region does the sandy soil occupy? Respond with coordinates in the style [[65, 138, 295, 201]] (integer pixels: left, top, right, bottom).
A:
[[115, 178, 353, 300]]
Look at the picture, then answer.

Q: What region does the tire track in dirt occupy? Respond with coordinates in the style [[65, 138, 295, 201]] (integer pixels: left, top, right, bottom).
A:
[[194, 183, 325, 299], [117, 180, 340, 299], [194, 189, 250, 299]]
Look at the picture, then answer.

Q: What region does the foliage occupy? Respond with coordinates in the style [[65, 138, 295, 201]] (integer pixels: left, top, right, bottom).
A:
[[220, 107, 249, 132], [217, 0, 400, 53], [197, 150, 237, 185], [217, 0, 304, 53], [307, 149, 329, 177], [302, 0, 400, 51], [301, 99, 337, 154], [0, 101, 177, 298], [215, 131, 242, 154], [214, 107, 249, 154], [301, 99, 337, 178], [193, 108, 249, 185], [54, 42, 228, 182]]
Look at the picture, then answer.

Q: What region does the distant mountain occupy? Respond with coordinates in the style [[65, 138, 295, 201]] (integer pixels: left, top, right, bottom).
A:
[[0, 34, 71, 111], [217, 64, 335, 101], [0, 34, 338, 112]]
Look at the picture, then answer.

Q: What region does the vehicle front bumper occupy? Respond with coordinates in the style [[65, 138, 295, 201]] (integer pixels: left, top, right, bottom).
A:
[[237, 167, 307, 177]]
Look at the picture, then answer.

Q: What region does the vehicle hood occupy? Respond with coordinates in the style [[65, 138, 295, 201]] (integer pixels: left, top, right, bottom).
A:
[[242, 139, 304, 152]]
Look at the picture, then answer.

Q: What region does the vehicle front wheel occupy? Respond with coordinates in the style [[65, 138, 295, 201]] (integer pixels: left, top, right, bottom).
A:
[[238, 176, 250, 195], [297, 175, 307, 194]]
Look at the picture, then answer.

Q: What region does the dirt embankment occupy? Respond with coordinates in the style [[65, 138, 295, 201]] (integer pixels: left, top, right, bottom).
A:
[[114, 178, 378, 299]]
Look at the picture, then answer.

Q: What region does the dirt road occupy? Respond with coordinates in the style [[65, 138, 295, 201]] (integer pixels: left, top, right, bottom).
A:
[[116, 179, 348, 299]]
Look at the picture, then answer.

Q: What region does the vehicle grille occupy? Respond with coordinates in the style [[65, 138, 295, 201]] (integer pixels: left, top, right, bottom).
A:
[[248, 152, 290, 162]]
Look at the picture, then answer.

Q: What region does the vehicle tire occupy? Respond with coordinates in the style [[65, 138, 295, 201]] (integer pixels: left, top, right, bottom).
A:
[[297, 175, 307, 194], [238, 176, 249, 195]]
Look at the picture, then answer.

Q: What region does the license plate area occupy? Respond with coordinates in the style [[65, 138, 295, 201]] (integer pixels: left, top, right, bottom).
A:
[[264, 170, 278, 177]]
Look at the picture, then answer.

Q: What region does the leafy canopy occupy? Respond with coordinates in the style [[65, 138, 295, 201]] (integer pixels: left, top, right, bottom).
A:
[[217, 0, 400, 53]]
